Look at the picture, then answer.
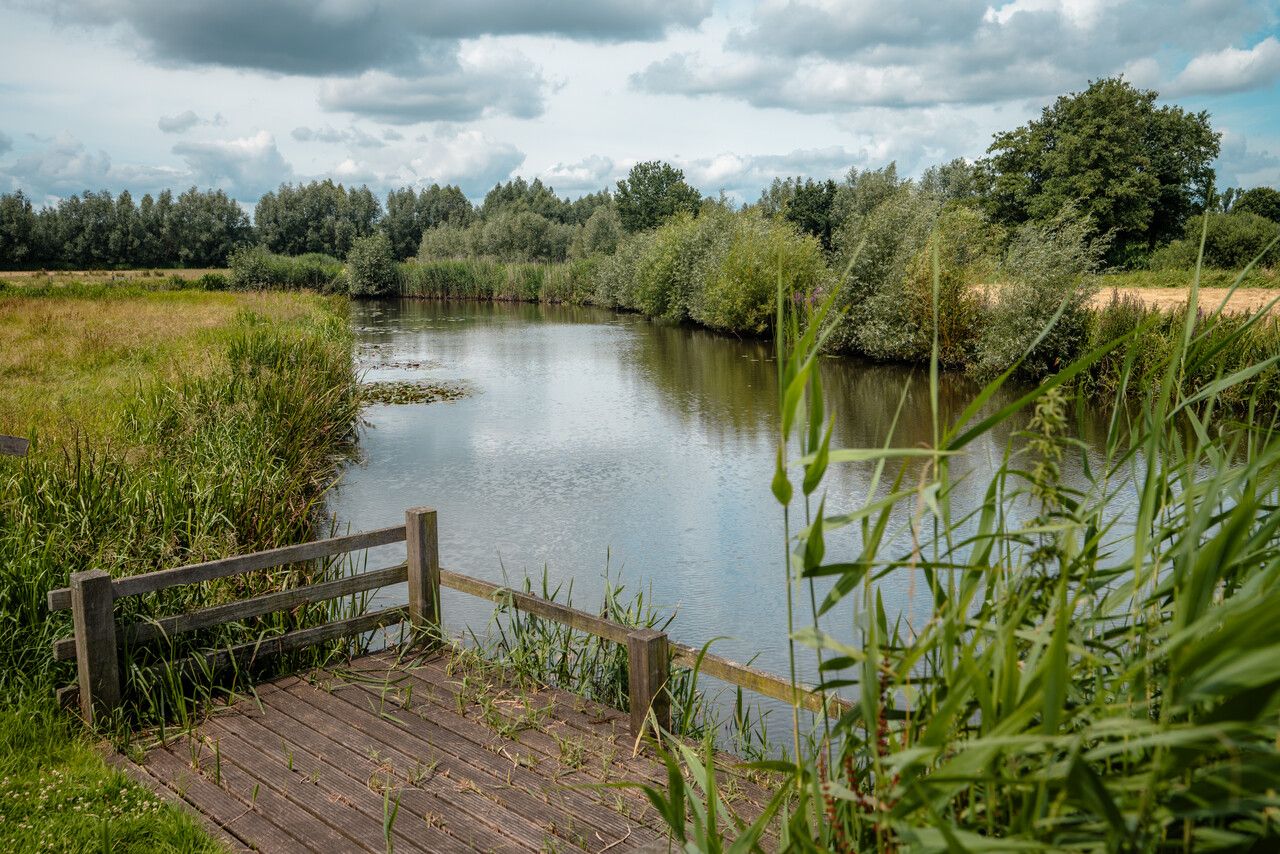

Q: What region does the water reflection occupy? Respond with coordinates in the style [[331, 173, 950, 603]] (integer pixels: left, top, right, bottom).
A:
[[333, 300, 1115, 691]]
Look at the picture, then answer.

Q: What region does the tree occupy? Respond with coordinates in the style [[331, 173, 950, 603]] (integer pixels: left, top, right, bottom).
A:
[[784, 178, 838, 252], [0, 191, 36, 267], [614, 161, 701, 232], [983, 77, 1220, 260], [347, 232, 398, 296], [1233, 186, 1280, 223]]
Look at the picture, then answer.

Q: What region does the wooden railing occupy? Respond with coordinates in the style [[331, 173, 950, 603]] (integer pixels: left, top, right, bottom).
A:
[[49, 507, 846, 735]]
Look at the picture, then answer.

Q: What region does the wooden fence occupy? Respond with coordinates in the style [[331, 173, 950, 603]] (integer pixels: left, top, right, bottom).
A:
[[48, 507, 846, 735]]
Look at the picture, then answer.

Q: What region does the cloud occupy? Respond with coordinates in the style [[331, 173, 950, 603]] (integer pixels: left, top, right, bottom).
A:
[[0, 132, 183, 201], [634, 0, 1279, 112], [538, 155, 618, 193], [318, 45, 548, 123], [291, 125, 385, 148], [382, 128, 404, 142], [1171, 37, 1280, 95], [672, 146, 875, 200], [157, 110, 228, 134], [0, 130, 11, 156], [172, 131, 294, 199], [399, 129, 525, 198], [34, 0, 711, 76], [1215, 130, 1280, 188], [157, 110, 200, 133]]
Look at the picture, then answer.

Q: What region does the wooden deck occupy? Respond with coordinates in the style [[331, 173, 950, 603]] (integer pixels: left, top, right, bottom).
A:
[[115, 649, 776, 852]]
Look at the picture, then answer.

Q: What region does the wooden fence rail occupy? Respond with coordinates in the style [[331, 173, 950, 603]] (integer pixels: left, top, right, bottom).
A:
[[50, 506, 846, 732]]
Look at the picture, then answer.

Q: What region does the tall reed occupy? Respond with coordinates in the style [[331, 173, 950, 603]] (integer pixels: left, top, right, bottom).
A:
[[634, 228, 1280, 850]]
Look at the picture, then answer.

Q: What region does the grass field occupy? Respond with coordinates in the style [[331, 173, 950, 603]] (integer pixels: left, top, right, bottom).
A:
[[0, 285, 359, 853]]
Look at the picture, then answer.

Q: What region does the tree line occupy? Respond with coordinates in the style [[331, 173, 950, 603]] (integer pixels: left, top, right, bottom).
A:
[[2, 78, 1277, 271]]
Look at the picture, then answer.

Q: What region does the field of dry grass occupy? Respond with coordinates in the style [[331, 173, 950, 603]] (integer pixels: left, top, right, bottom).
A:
[[0, 289, 329, 442]]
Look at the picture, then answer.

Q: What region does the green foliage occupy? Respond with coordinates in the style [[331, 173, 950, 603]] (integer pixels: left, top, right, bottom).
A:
[[829, 184, 942, 356], [974, 210, 1103, 378], [1150, 210, 1280, 270], [0, 703, 219, 853], [615, 161, 702, 233], [570, 203, 622, 258], [645, 247, 1280, 850], [253, 180, 381, 258], [346, 232, 399, 297], [0, 188, 253, 269], [1233, 185, 1280, 223], [228, 245, 345, 291], [757, 177, 839, 251], [632, 209, 734, 320], [381, 184, 473, 259], [398, 258, 595, 304], [693, 209, 828, 334], [984, 77, 1220, 260]]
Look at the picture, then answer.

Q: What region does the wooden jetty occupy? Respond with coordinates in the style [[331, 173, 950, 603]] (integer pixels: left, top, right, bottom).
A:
[[47, 506, 833, 852]]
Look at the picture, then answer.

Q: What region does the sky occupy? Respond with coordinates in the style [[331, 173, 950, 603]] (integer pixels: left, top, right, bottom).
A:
[[1, 0, 1278, 209]]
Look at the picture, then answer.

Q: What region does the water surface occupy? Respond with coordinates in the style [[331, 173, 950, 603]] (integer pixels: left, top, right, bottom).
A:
[[332, 299, 1119, 689]]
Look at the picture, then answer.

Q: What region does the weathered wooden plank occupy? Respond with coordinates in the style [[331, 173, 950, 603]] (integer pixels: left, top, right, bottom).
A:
[[52, 563, 408, 661], [440, 568, 632, 644], [248, 680, 597, 851], [137, 606, 407, 679], [670, 641, 850, 715], [208, 696, 479, 853], [300, 665, 662, 847], [156, 737, 372, 852], [143, 742, 307, 853], [47, 524, 407, 611], [71, 569, 119, 723], [191, 722, 414, 852], [0, 434, 29, 457]]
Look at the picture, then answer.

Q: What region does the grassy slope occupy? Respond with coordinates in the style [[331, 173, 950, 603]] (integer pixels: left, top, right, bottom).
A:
[[0, 287, 357, 853]]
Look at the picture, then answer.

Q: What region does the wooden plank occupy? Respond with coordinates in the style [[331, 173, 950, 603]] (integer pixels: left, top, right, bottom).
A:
[[155, 737, 373, 852], [143, 741, 307, 853], [0, 434, 29, 457], [405, 507, 441, 642], [627, 629, 670, 738], [670, 641, 850, 715], [440, 569, 632, 644], [245, 680, 595, 851], [53, 563, 409, 661], [47, 524, 407, 611], [72, 569, 119, 723], [298, 665, 662, 848], [138, 606, 408, 678], [211, 692, 489, 853]]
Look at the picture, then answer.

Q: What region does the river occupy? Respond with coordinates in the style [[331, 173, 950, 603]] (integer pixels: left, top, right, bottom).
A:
[[330, 298, 1123, 703]]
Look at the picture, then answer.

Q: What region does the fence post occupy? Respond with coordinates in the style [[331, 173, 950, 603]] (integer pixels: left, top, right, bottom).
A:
[[627, 628, 670, 740], [405, 507, 441, 645], [71, 569, 119, 724]]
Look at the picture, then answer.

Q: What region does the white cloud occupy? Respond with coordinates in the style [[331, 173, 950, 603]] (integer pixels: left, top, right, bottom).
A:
[[291, 125, 385, 148], [157, 110, 228, 134], [172, 130, 294, 199], [1172, 37, 1280, 95], [538, 155, 618, 193], [0, 130, 11, 156], [0, 132, 183, 201]]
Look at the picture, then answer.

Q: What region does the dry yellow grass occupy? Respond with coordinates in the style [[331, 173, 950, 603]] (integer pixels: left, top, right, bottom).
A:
[[0, 290, 328, 442], [1089, 286, 1280, 316]]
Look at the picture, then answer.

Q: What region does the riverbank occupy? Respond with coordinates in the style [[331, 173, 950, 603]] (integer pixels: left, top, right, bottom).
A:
[[0, 286, 360, 851]]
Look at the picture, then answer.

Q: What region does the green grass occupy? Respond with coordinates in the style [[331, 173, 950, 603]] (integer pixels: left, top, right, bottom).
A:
[[0, 706, 219, 853], [0, 287, 362, 852]]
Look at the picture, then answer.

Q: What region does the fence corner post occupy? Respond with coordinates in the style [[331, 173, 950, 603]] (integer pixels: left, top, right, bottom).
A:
[[405, 507, 441, 645], [70, 569, 119, 725], [627, 628, 670, 741]]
